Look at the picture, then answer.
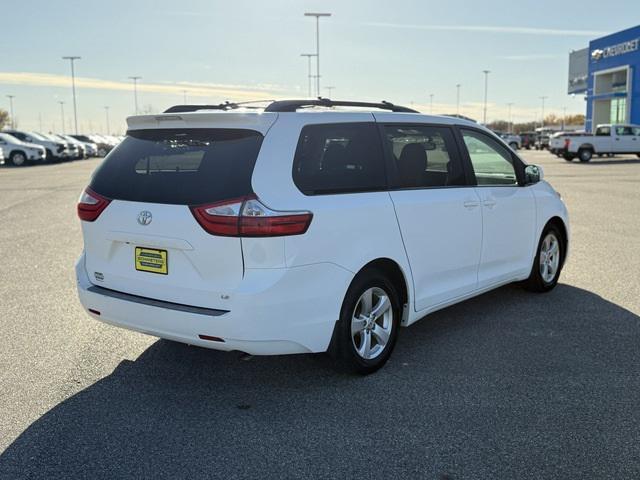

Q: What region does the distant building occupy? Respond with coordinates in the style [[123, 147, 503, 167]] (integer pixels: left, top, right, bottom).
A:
[[568, 25, 640, 132]]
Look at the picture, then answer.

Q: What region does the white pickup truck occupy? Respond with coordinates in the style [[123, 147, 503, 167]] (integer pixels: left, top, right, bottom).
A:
[[564, 124, 640, 162]]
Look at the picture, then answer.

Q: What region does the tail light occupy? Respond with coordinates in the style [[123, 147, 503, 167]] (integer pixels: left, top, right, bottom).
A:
[[190, 195, 312, 237], [564, 138, 571, 149], [77, 187, 111, 222]]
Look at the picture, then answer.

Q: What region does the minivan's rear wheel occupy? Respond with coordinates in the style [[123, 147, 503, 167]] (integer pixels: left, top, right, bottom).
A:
[[524, 225, 564, 292], [330, 269, 400, 374]]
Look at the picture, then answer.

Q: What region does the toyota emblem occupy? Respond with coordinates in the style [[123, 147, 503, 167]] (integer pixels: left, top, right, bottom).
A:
[[137, 210, 152, 226]]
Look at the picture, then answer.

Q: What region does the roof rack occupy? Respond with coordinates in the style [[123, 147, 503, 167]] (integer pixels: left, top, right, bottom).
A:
[[264, 98, 418, 113], [163, 98, 418, 114]]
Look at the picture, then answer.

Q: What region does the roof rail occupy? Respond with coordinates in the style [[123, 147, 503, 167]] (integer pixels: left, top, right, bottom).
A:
[[264, 98, 418, 113]]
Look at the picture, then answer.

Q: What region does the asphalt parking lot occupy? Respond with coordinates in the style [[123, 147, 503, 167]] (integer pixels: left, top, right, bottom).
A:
[[0, 150, 639, 479]]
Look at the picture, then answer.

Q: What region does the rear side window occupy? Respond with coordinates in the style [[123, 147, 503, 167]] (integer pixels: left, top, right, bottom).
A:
[[89, 129, 263, 205], [292, 123, 386, 195], [382, 125, 465, 188]]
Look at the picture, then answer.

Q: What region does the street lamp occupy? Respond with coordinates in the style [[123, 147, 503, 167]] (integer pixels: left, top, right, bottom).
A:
[[182, 90, 188, 104], [58, 101, 65, 134], [562, 106, 567, 130], [6, 95, 15, 128], [429, 93, 434, 114], [507, 102, 514, 133], [62, 56, 81, 134], [300, 53, 317, 98], [304, 12, 331, 97], [540, 96, 548, 129], [482, 70, 490, 125], [128, 76, 142, 114], [104, 106, 110, 135], [455, 84, 461, 116], [325, 86, 336, 97]]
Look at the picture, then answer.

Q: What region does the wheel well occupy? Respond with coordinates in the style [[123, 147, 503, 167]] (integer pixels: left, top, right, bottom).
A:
[[358, 258, 409, 310], [578, 144, 594, 152], [10, 149, 25, 157], [545, 217, 568, 266]]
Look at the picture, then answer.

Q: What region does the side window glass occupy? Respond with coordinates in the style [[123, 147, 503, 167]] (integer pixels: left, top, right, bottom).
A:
[[383, 125, 465, 189], [596, 127, 611, 136], [461, 129, 518, 186], [616, 126, 633, 136], [292, 123, 386, 195]]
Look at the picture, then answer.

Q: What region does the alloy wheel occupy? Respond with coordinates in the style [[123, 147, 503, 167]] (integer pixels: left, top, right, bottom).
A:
[[539, 233, 560, 283], [351, 287, 393, 360]]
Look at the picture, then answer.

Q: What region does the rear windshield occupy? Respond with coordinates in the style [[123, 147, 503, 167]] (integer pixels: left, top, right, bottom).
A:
[[89, 128, 263, 205]]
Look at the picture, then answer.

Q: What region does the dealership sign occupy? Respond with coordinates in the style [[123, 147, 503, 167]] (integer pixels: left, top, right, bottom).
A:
[[591, 38, 639, 61]]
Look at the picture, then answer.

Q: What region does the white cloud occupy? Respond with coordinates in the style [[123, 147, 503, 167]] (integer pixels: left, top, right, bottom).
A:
[[0, 72, 288, 100], [363, 22, 605, 37]]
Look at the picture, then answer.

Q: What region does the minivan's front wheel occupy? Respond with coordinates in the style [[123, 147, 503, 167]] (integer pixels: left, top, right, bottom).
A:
[[524, 225, 564, 292], [331, 269, 400, 374]]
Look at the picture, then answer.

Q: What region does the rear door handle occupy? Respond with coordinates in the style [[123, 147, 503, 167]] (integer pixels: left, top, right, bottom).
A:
[[483, 198, 497, 209], [463, 200, 480, 209]]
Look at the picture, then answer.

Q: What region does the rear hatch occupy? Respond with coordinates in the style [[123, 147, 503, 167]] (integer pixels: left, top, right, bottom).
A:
[[81, 114, 276, 308]]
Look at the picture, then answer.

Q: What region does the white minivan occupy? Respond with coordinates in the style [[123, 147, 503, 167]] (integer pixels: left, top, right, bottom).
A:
[[76, 99, 569, 374]]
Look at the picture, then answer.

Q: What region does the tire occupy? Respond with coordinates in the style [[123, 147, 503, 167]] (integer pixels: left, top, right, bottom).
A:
[[578, 148, 592, 162], [524, 225, 564, 293], [563, 153, 574, 161], [329, 268, 400, 374], [9, 151, 27, 167]]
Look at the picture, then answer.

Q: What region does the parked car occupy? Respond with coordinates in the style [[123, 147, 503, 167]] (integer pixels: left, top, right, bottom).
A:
[[40, 133, 81, 160], [519, 132, 536, 150], [495, 132, 521, 150], [70, 134, 113, 157], [0, 132, 47, 166], [76, 99, 569, 374], [60, 134, 96, 158], [563, 124, 640, 162], [535, 134, 550, 150], [3, 129, 68, 161]]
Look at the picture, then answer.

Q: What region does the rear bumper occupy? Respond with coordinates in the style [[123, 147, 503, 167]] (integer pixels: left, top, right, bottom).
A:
[[76, 253, 352, 355]]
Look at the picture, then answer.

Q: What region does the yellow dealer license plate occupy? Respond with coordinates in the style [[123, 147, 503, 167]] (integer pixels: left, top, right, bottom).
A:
[[135, 247, 168, 275]]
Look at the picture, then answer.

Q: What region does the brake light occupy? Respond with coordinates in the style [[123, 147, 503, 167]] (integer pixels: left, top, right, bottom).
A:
[[77, 187, 111, 222], [190, 195, 313, 237], [564, 138, 571, 148]]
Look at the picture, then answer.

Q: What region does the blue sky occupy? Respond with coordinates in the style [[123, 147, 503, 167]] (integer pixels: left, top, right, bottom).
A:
[[1, 0, 638, 133]]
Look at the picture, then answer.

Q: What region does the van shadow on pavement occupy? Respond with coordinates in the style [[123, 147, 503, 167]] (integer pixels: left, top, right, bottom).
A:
[[1, 284, 639, 479]]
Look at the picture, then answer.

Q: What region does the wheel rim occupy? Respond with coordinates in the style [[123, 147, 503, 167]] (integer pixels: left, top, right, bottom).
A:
[[539, 233, 560, 283], [581, 150, 591, 161], [13, 153, 25, 166], [351, 287, 393, 360]]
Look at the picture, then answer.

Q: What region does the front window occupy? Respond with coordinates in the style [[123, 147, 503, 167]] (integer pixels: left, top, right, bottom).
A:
[[461, 130, 518, 186]]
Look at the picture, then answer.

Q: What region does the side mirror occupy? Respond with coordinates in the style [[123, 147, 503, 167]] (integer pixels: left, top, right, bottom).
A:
[[525, 164, 544, 184]]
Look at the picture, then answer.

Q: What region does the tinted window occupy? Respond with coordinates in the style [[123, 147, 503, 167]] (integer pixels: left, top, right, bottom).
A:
[[90, 128, 263, 205], [596, 126, 611, 136], [292, 123, 386, 195], [383, 125, 465, 188], [461, 129, 518, 186]]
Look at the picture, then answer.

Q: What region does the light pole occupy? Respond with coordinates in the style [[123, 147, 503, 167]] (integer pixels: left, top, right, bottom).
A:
[[104, 106, 110, 135], [182, 90, 188, 104], [562, 106, 567, 130], [540, 96, 548, 129], [324, 86, 335, 97], [455, 84, 461, 116], [304, 12, 331, 97], [507, 102, 514, 132], [129, 76, 142, 114], [58, 101, 65, 134], [300, 53, 316, 98], [62, 56, 81, 134], [429, 93, 434, 114], [6, 95, 15, 128], [482, 70, 490, 125]]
